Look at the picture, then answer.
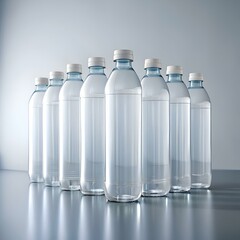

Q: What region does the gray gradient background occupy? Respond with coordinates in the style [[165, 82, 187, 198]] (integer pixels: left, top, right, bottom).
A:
[[0, 0, 239, 171]]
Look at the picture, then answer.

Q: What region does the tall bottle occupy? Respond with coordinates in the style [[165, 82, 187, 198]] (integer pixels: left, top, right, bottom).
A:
[[105, 49, 142, 202], [141, 59, 170, 196], [43, 71, 64, 186], [80, 57, 107, 195], [59, 64, 83, 191], [29, 77, 48, 182], [166, 66, 191, 192], [188, 73, 211, 188]]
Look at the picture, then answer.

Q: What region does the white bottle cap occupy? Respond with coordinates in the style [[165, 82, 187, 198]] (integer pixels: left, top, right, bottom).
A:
[[144, 58, 162, 69], [49, 71, 64, 79], [35, 77, 48, 86], [113, 49, 133, 61], [66, 64, 82, 73], [166, 66, 183, 75], [189, 73, 203, 81], [88, 57, 105, 68]]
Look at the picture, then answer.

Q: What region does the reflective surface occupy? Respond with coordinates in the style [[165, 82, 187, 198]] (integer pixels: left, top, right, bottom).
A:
[[0, 170, 240, 240]]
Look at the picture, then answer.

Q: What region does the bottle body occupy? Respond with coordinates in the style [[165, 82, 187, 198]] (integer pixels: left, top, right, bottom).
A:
[[188, 80, 211, 188], [141, 69, 170, 196], [80, 69, 107, 195], [29, 86, 47, 182], [43, 80, 63, 186], [59, 75, 83, 190], [105, 59, 142, 202], [167, 75, 191, 192]]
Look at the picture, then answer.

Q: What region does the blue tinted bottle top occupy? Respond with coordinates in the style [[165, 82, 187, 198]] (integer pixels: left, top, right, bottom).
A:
[[188, 73, 204, 88], [49, 71, 64, 86]]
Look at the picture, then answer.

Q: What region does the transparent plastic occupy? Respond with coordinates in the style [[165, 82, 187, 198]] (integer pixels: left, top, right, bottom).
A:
[[188, 80, 211, 188], [167, 73, 191, 192], [43, 78, 63, 186], [105, 58, 142, 202], [141, 67, 170, 196], [29, 84, 47, 182], [59, 72, 83, 190], [80, 66, 107, 195]]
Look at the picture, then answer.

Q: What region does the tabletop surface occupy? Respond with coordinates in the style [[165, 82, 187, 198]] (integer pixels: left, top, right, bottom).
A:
[[0, 170, 240, 240]]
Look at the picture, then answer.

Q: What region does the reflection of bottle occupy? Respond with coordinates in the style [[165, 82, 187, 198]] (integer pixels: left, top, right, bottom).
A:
[[105, 49, 142, 202], [28, 77, 48, 183], [141, 197, 170, 240], [43, 71, 64, 186], [141, 59, 170, 196], [105, 201, 141, 240], [80, 57, 107, 195], [188, 73, 211, 188], [80, 196, 106, 239], [59, 64, 83, 191], [166, 66, 191, 192], [42, 187, 60, 239], [27, 183, 44, 239], [58, 191, 81, 239]]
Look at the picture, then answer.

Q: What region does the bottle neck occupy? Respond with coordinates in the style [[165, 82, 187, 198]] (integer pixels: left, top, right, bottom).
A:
[[167, 74, 183, 82], [66, 72, 82, 81], [189, 80, 203, 88], [49, 78, 63, 86], [115, 59, 132, 69], [89, 66, 105, 75], [146, 67, 161, 77], [36, 85, 48, 91]]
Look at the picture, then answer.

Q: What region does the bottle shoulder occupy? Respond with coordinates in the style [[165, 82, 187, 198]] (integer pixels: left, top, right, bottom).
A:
[[141, 76, 169, 101], [188, 87, 211, 107], [81, 74, 107, 98], [105, 68, 141, 95], [43, 85, 62, 104], [59, 80, 83, 100], [167, 81, 190, 103], [29, 91, 45, 107]]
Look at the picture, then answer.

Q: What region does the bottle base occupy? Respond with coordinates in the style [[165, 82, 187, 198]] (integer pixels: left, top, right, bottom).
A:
[[81, 189, 105, 196], [60, 180, 80, 191], [191, 183, 210, 189], [170, 186, 191, 193], [44, 179, 60, 187], [142, 181, 170, 197], [81, 180, 104, 195], [105, 194, 141, 202], [104, 182, 141, 202], [191, 174, 211, 189], [30, 176, 44, 183], [142, 190, 169, 197]]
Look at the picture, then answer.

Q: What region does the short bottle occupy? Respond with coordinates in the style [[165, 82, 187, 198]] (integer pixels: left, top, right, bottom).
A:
[[29, 77, 48, 182], [43, 71, 64, 187], [80, 57, 107, 195], [141, 59, 170, 196], [105, 49, 142, 202], [166, 66, 191, 192], [59, 64, 83, 190], [188, 73, 211, 188]]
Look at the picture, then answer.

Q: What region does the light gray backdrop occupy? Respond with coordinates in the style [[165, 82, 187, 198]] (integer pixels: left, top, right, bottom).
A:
[[0, 0, 239, 171]]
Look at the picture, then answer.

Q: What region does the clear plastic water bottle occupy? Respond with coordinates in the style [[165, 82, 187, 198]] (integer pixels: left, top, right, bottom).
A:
[[43, 71, 64, 186], [188, 73, 211, 188], [166, 66, 191, 192], [105, 49, 142, 202], [80, 57, 107, 195], [29, 77, 48, 182], [141, 59, 170, 196], [59, 64, 83, 190]]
